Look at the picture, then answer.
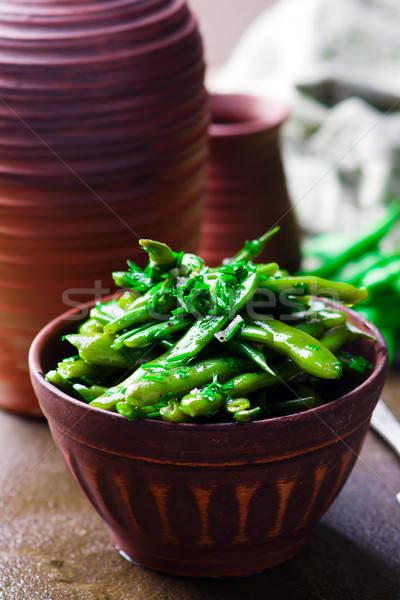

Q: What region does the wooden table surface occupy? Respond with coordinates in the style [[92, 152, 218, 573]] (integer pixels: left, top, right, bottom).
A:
[[0, 371, 399, 600]]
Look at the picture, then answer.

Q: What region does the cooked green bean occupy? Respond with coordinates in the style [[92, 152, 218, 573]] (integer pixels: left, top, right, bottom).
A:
[[165, 269, 259, 365], [104, 281, 174, 334], [47, 231, 373, 423], [160, 400, 194, 422], [226, 339, 275, 375], [260, 275, 368, 306], [180, 384, 226, 418], [139, 239, 176, 268], [263, 385, 324, 418], [125, 355, 251, 406], [57, 356, 116, 381], [66, 333, 143, 369], [121, 315, 193, 348], [241, 318, 342, 379], [226, 226, 280, 263]]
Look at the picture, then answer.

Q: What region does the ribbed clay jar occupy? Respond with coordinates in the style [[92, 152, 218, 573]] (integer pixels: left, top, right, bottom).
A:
[[0, 0, 208, 415], [199, 93, 300, 271]]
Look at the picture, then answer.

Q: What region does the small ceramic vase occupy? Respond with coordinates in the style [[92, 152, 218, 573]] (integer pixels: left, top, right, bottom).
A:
[[199, 93, 301, 271], [0, 0, 208, 414]]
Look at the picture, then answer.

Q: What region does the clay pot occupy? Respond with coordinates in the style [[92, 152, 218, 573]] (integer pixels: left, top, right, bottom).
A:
[[199, 93, 301, 270], [29, 299, 388, 577], [0, 0, 208, 415]]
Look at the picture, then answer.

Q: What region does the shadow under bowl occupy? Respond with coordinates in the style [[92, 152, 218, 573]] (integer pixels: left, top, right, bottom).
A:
[[29, 300, 388, 577]]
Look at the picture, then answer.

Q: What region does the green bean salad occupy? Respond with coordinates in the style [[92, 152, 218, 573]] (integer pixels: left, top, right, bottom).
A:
[[46, 229, 374, 423]]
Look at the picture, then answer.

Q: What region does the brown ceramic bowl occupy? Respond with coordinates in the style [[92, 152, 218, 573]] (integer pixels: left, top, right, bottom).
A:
[[29, 300, 388, 578]]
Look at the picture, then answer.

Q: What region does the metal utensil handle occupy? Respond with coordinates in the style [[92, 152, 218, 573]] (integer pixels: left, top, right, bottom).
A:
[[370, 399, 400, 457]]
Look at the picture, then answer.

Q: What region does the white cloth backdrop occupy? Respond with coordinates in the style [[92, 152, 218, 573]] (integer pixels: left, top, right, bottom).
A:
[[208, 0, 400, 240]]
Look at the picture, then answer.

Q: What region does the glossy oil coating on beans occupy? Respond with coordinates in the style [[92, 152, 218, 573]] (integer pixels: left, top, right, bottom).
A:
[[46, 231, 374, 423]]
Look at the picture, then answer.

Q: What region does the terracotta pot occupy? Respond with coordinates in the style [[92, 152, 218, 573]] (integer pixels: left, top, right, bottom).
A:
[[199, 93, 301, 270], [29, 299, 388, 577], [0, 0, 208, 415]]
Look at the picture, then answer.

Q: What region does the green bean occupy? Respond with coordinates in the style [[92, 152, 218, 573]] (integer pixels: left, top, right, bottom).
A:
[[66, 333, 144, 369], [180, 386, 226, 418], [295, 299, 348, 329], [89, 300, 125, 328], [45, 370, 83, 400], [318, 324, 348, 353], [224, 359, 299, 398], [233, 407, 261, 422], [261, 275, 368, 306], [334, 252, 384, 286], [89, 388, 126, 411], [256, 262, 280, 276], [293, 318, 325, 338], [89, 344, 175, 410], [227, 226, 280, 264], [117, 400, 166, 419], [157, 339, 175, 350], [78, 319, 103, 335], [115, 401, 137, 419], [227, 339, 275, 375], [121, 315, 193, 348], [224, 320, 350, 400], [179, 252, 205, 274], [160, 400, 194, 422], [242, 318, 342, 379], [126, 355, 251, 407], [139, 239, 175, 267], [214, 315, 244, 342], [240, 318, 324, 346], [57, 356, 116, 381], [264, 384, 324, 417], [360, 257, 400, 292], [46, 229, 373, 423], [165, 270, 259, 365], [116, 402, 163, 420], [118, 290, 141, 310], [73, 384, 108, 402], [224, 396, 261, 422], [225, 397, 250, 413], [336, 350, 373, 376], [104, 281, 173, 334], [111, 321, 154, 349], [301, 199, 400, 278], [104, 305, 150, 334]]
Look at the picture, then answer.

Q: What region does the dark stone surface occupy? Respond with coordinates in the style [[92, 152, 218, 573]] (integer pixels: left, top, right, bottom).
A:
[[0, 373, 399, 599]]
